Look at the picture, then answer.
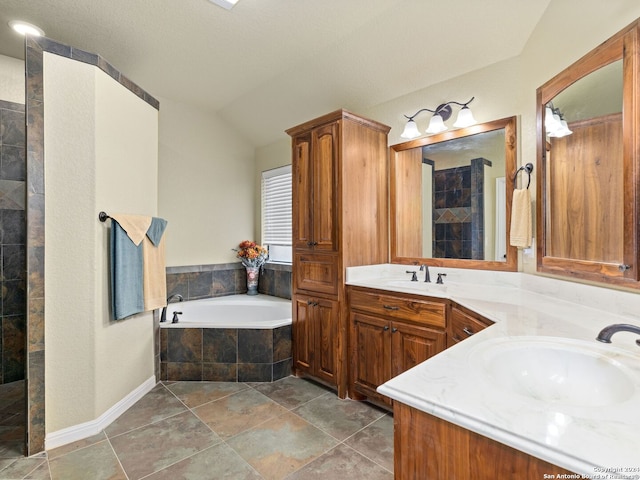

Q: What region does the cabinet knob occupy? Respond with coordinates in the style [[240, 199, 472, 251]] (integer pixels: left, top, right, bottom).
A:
[[383, 325, 390, 331], [619, 264, 631, 272], [391, 327, 398, 333], [307, 241, 313, 247]]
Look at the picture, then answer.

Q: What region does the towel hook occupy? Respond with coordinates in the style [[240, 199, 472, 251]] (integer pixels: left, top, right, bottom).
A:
[[513, 163, 534, 189]]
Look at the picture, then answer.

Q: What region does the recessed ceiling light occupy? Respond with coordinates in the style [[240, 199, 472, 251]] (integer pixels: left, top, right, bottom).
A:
[[9, 20, 45, 37], [208, 0, 240, 10]]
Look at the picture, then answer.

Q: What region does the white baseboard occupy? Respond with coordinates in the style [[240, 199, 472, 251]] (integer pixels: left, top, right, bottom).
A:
[[45, 375, 157, 451]]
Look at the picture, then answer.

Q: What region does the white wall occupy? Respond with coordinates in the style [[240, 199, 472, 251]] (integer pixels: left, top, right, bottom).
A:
[[44, 52, 157, 434], [158, 98, 255, 266], [254, 139, 290, 242], [0, 54, 24, 103]]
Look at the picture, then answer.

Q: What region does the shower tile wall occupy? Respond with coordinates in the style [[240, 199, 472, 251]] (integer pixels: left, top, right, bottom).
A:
[[0, 100, 26, 385], [434, 166, 472, 259]]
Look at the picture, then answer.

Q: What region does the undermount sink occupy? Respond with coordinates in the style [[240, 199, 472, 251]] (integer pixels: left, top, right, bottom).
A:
[[471, 337, 640, 407]]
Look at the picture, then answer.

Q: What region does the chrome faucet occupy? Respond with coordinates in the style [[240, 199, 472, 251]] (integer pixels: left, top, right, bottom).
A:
[[420, 264, 431, 283], [596, 323, 640, 347], [160, 294, 184, 323]]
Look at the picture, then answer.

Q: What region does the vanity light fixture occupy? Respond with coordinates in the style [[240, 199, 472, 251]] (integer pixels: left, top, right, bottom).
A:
[[545, 105, 572, 138], [8, 20, 44, 37], [400, 97, 477, 139]]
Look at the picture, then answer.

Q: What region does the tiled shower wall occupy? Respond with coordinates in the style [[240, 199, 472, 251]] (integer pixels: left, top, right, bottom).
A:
[[0, 100, 26, 385]]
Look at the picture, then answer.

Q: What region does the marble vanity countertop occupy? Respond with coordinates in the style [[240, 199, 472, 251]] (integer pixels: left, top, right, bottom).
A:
[[346, 264, 640, 477]]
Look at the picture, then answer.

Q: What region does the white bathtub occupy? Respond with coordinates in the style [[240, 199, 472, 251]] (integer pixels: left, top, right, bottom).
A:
[[161, 294, 292, 329]]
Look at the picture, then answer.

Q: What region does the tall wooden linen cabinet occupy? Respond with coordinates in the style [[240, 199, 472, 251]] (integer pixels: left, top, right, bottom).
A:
[[286, 110, 390, 398]]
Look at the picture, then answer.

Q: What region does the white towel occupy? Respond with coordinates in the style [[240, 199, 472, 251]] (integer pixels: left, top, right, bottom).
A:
[[510, 188, 531, 248]]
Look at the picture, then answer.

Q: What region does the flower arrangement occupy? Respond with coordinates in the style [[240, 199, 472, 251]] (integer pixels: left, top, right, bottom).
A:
[[234, 240, 269, 268]]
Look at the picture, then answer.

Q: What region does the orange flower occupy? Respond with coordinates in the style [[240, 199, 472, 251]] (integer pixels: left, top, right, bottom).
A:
[[233, 240, 269, 267]]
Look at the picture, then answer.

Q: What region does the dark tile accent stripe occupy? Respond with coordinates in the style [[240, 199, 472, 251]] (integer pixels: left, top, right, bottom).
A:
[[25, 35, 46, 456], [30, 36, 159, 111]]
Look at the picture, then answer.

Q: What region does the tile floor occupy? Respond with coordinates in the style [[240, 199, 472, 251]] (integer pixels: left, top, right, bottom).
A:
[[0, 380, 25, 460], [0, 376, 394, 479]]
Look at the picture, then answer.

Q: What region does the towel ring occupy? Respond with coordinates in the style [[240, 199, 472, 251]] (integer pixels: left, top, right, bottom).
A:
[[513, 163, 534, 189]]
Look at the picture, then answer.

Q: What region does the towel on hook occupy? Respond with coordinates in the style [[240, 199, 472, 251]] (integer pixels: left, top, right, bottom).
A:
[[143, 217, 168, 311], [110, 220, 145, 320], [510, 188, 532, 248]]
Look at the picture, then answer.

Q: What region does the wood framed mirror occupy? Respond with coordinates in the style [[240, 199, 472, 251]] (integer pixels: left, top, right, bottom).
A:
[[536, 18, 640, 288], [390, 116, 518, 271]]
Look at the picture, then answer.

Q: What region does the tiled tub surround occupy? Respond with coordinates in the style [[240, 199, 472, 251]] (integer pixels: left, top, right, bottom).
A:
[[160, 321, 292, 382], [159, 292, 292, 382], [166, 262, 292, 301], [347, 264, 640, 476], [158, 263, 292, 381]]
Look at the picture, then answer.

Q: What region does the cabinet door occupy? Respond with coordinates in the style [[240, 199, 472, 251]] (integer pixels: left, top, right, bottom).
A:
[[292, 295, 313, 374], [351, 312, 391, 396], [292, 134, 313, 249], [314, 297, 340, 384], [391, 321, 445, 378], [311, 122, 338, 251]]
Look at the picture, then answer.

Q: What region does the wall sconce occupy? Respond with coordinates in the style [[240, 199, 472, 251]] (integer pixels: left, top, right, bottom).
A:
[[545, 105, 572, 138], [400, 97, 477, 139]]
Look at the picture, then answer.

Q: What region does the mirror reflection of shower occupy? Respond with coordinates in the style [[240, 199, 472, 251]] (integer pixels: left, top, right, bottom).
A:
[[0, 98, 27, 457]]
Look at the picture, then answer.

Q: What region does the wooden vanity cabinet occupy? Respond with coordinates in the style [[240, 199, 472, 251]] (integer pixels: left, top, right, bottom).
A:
[[394, 402, 576, 479], [448, 302, 494, 347], [348, 286, 447, 405], [287, 110, 390, 398]]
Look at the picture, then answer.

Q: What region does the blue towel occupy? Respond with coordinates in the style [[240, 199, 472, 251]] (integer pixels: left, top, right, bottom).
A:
[[146, 217, 167, 246], [110, 220, 144, 320]]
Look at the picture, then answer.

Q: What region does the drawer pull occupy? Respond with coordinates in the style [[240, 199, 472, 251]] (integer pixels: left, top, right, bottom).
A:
[[463, 327, 474, 336], [383, 305, 399, 311]]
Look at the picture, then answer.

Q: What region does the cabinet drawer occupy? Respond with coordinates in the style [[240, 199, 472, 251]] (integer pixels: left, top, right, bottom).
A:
[[349, 289, 445, 328], [294, 253, 339, 296], [450, 307, 493, 343]]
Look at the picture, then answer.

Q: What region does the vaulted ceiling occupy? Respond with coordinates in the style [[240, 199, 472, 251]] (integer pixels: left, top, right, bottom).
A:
[[0, 0, 550, 146]]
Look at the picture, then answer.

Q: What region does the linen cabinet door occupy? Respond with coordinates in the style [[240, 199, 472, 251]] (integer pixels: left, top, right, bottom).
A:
[[390, 321, 445, 378], [311, 122, 338, 252], [313, 297, 340, 384], [351, 312, 391, 400], [292, 295, 314, 375], [292, 134, 312, 250]]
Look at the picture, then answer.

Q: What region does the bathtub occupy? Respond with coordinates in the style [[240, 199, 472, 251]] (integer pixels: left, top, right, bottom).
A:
[[159, 294, 293, 383], [161, 294, 292, 329]]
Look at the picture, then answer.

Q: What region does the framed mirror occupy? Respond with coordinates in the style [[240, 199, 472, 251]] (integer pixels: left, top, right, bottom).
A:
[[390, 116, 518, 271], [536, 19, 640, 288]]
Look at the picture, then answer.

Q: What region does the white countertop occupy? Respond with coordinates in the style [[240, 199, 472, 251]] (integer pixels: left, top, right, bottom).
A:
[[346, 264, 640, 478]]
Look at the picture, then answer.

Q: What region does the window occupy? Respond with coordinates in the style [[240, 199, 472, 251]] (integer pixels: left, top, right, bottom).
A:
[[262, 165, 292, 263]]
